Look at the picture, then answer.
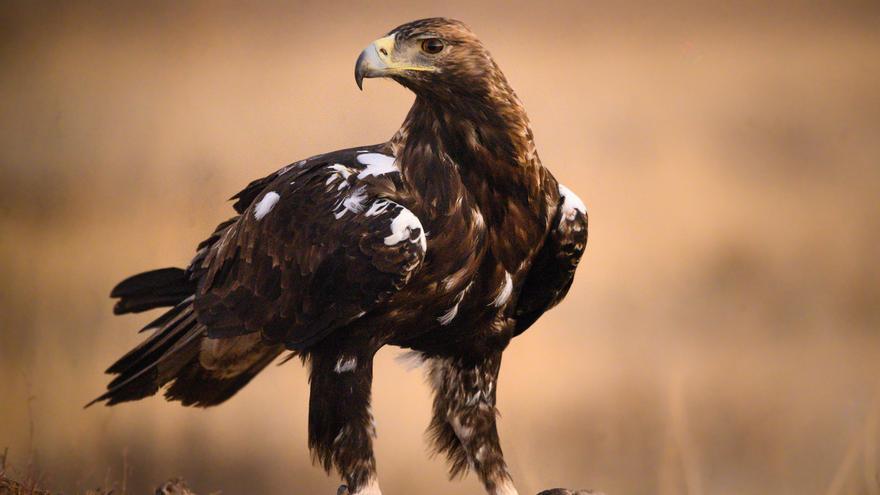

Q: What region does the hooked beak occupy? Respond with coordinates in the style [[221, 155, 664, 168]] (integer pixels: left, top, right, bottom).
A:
[[355, 35, 396, 90], [354, 34, 437, 90]]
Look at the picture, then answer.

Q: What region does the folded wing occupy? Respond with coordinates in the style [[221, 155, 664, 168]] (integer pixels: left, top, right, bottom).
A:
[[514, 182, 588, 336], [193, 154, 426, 349]]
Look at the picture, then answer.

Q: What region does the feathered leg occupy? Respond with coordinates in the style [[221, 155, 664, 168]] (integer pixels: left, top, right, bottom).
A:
[[308, 339, 382, 495], [428, 352, 517, 495]]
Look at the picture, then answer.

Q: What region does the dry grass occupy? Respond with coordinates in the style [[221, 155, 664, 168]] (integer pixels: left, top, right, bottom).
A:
[[0, 470, 194, 495], [0, 450, 200, 495], [0, 474, 54, 495]]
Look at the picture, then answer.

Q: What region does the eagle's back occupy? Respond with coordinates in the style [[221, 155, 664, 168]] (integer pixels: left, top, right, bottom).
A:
[[190, 143, 568, 356]]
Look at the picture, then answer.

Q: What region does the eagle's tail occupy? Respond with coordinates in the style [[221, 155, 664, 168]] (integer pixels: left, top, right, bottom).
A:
[[89, 269, 283, 408], [87, 297, 204, 407], [110, 267, 196, 315]]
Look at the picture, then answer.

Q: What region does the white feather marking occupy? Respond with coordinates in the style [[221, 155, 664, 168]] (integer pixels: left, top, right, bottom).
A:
[[333, 426, 348, 445], [491, 271, 513, 307], [384, 207, 427, 252], [356, 153, 398, 179], [329, 163, 353, 178], [438, 303, 459, 325], [351, 477, 382, 495], [334, 186, 368, 219], [449, 415, 473, 440], [475, 445, 487, 462], [438, 284, 470, 325], [365, 199, 391, 217], [334, 356, 357, 373], [326, 165, 352, 188], [558, 184, 586, 225], [466, 391, 482, 406], [253, 191, 280, 220]]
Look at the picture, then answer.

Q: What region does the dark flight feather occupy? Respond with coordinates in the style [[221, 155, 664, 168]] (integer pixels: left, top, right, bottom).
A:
[[110, 267, 195, 314]]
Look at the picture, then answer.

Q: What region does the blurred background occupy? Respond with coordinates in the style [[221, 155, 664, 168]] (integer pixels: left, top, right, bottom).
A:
[[1, 1, 879, 494]]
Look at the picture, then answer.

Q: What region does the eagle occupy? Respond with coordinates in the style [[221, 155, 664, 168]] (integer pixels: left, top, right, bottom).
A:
[[90, 18, 588, 495]]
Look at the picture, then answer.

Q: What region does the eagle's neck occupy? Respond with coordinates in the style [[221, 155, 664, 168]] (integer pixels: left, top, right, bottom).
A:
[[390, 86, 544, 218]]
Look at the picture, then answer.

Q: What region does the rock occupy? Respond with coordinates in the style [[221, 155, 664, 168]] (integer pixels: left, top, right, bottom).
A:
[[155, 477, 196, 495]]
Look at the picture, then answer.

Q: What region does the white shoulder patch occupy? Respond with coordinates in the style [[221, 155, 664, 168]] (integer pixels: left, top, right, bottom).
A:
[[253, 191, 280, 220], [356, 153, 399, 179], [385, 206, 427, 252], [558, 184, 586, 224]]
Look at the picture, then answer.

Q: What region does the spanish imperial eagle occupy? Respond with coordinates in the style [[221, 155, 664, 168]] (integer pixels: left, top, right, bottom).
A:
[[91, 18, 588, 495]]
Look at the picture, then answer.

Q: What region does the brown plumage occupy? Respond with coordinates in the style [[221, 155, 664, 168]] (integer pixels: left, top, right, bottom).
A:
[[92, 18, 588, 495]]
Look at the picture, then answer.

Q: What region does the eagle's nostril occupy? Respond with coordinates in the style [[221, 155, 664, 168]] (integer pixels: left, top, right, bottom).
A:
[[379, 47, 388, 56]]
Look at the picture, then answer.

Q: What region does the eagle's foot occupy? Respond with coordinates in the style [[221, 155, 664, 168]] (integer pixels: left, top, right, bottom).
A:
[[336, 482, 382, 495], [536, 489, 605, 495]]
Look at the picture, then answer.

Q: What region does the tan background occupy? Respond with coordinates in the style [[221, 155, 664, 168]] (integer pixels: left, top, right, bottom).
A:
[[1, 1, 879, 494]]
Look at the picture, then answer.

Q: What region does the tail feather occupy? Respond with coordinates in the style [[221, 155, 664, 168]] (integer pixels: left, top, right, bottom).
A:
[[138, 296, 192, 333], [111, 267, 196, 315], [92, 266, 282, 409], [93, 280, 283, 408], [88, 307, 204, 407], [105, 318, 195, 386], [106, 300, 195, 375]]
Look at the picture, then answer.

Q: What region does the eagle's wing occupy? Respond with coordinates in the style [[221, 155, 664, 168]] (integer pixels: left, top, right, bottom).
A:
[[192, 150, 426, 349], [513, 183, 587, 336]]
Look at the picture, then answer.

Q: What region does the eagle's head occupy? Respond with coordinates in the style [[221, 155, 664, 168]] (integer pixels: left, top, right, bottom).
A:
[[355, 18, 503, 101]]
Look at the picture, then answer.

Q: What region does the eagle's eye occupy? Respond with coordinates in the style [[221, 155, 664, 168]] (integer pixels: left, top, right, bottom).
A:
[[420, 38, 444, 54]]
